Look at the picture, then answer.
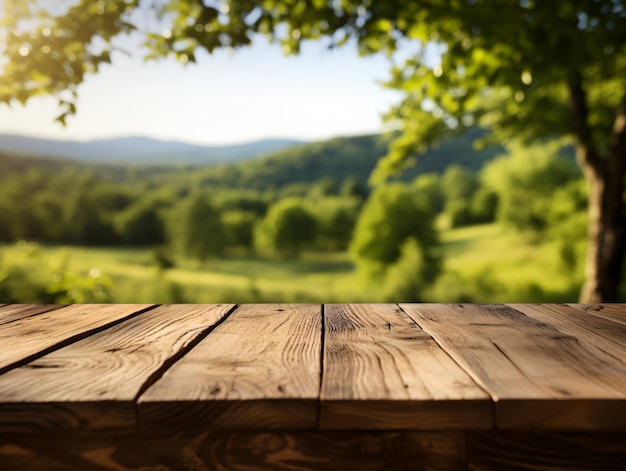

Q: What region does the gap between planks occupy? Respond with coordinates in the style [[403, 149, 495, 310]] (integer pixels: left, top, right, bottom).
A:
[[132, 304, 239, 433], [0, 304, 160, 376]]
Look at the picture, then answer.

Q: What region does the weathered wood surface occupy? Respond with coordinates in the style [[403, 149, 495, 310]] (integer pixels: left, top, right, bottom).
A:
[[568, 303, 626, 326], [320, 304, 492, 430], [0, 304, 155, 374], [0, 304, 65, 326], [0, 303, 625, 469], [400, 304, 626, 430], [510, 303, 626, 364], [139, 304, 322, 432], [0, 304, 234, 433]]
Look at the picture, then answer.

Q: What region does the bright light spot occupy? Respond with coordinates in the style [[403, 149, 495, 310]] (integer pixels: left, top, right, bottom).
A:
[[357, 5, 366, 16], [96, 0, 106, 15], [42, 27, 51, 37], [180, 53, 189, 64], [282, 44, 291, 55], [515, 90, 525, 102], [432, 107, 444, 119], [291, 29, 301, 40], [421, 98, 435, 112], [163, 29, 172, 39], [89, 268, 101, 278], [41, 45, 51, 54], [19, 47, 29, 56], [220, 3, 230, 14], [521, 70, 532, 85], [195, 23, 204, 32], [204, 24, 213, 32], [433, 64, 443, 77], [461, 115, 474, 126]]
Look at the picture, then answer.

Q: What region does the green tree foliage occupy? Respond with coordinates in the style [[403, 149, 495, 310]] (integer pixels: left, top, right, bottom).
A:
[[255, 198, 317, 259], [441, 165, 480, 228], [116, 199, 167, 246], [214, 190, 269, 216], [310, 196, 360, 251], [412, 173, 445, 214], [382, 238, 432, 302], [221, 209, 257, 252], [172, 192, 224, 262], [470, 187, 499, 224], [308, 177, 340, 199], [340, 176, 369, 201], [483, 143, 580, 234], [349, 183, 441, 296], [3, 0, 626, 301], [546, 180, 589, 275]]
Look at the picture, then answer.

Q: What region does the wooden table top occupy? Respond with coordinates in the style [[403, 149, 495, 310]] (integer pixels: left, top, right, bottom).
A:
[[0, 303, 624, 435]]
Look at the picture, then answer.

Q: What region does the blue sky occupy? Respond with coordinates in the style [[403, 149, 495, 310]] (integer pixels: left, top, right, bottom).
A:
[[0, 32, 405, 145]]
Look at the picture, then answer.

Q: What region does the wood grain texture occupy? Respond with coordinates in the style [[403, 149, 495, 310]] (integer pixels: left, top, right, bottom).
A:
[[400, 304, 626, 430], [320, 304, 492, 430], [0, 431, 465, 471], [139, 304, 322, 432], [468, 431, 626, 470], [568, 303, 626, 326], [510, 304, 626, 364], [0, 304, 65, 325], [0, 304, 155, 373], [0, 304, 234, 433]]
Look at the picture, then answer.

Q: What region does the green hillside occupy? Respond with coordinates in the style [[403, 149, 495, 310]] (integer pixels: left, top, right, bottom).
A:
[[191, 127, 504, 190], [1, 127, 506, 192]]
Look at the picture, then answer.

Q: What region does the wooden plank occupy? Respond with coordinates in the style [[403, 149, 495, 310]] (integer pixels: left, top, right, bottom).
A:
[[0, 431, 465, 470], [0, 304, 155, 374], [468, 431, 626, 470], [0, 304, 234, 433], [401, 304, 626, 430], [568, 303, 626, 326], [0, 304, 65, 326], [320, 304, 492, 430], [139, 304, 322, 432], [509, 304, 626, 364]]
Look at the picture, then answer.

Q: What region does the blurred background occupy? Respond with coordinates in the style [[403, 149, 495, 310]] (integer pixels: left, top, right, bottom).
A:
[[1, 0, 624, 304]]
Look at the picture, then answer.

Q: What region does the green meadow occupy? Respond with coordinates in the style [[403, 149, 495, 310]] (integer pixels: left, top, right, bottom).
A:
[[0, 223, 583, 304]]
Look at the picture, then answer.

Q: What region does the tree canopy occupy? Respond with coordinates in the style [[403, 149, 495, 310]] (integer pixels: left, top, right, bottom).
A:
[[2, 0, 626, 301]]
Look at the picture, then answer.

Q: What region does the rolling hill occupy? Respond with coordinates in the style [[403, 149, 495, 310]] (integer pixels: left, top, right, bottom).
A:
[[189, 127, 506, 189], [1, 127, 518, 190]]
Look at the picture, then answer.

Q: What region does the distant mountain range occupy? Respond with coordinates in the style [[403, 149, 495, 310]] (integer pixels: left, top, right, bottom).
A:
[[0, 134, 305, 165]]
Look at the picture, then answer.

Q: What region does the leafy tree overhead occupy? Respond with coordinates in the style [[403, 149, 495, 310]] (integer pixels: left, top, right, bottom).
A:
[[3, 0, 626, 301]]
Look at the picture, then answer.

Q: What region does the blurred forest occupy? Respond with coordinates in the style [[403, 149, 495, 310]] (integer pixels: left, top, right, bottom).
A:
[[0, 128, 602, 304]]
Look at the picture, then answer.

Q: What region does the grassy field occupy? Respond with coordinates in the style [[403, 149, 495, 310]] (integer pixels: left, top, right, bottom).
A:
[[1, 223, 586, 303], [431, 224, 582, 302]]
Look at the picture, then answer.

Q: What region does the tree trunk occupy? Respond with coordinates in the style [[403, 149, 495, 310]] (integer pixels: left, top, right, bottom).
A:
[[578, 147, 626, 303]]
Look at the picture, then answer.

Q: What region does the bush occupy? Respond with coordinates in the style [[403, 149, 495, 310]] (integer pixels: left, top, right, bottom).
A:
[[349, 183, 442, 292], [255, 198, 317, 259], [482, 142, 580, 234], [0, 241, 112, 303]]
